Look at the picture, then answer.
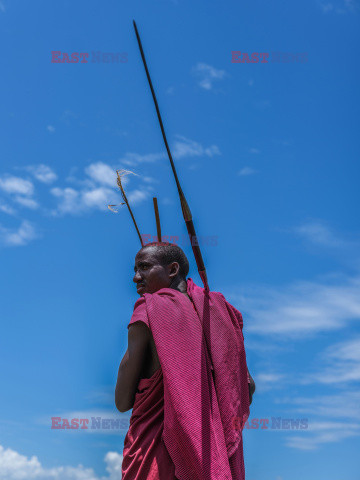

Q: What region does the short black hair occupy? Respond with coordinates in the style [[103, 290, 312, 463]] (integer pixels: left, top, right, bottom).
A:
[[139, 242, 189, 279]]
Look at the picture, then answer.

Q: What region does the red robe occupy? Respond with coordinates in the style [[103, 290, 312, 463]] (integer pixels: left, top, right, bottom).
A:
[[122, 278, 250, 480]]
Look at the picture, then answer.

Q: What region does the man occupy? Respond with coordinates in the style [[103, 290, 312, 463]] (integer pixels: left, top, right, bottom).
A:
[[116, 242, 255, 480]]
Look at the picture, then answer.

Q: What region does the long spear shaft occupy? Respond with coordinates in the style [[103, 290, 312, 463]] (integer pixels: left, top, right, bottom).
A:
[[133, 20, 209, 290]]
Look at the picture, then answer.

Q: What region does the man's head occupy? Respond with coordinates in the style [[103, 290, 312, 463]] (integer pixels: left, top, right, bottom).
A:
[[133, 242, 189, 295]]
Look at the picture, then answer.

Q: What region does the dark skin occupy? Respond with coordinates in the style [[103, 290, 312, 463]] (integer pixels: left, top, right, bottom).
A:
[[115, 245, 255, 413]]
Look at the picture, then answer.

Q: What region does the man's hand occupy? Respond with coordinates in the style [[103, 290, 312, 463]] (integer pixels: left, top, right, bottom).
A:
[[115, 322, 150, 412]]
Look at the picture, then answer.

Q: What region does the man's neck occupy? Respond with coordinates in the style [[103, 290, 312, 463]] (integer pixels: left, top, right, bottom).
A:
[[170, 278, 188, 297]]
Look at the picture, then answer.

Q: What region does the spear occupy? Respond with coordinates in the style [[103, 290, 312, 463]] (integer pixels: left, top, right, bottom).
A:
[[152, 197, 162, 242], [133, 20, 209, 290]]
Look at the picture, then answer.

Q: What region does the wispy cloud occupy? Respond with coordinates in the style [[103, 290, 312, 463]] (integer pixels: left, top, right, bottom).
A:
[[228, 274, 360, 337], [303, 337, 360, 385], [0, 175, 39, 211], [46, 125, 55, 133], [51, 162, 153, 215], [26, 164, 57, 184], [121, 152, 166, 167], [0, 1, 5, 13], [0, 202, 16, 215], [173, 135, 221, 158], [121, 135, 220, 167], [238, 167, 257, 176], [192, 63, 227, 90], [249, 148, 260, 154], [0, 444, 123, 480], [13, 196, 39, 210], [50, 187, 79, 215], [0, 220, 38, 247], [51, 186, 121, 215], [278, 391, 360, 449], [282, 390, 360, 420], [254, 373, 286, 392], [320, 0, 359, 13], [85, 162, 118, 187], [321, 2, 334, 11], [127, 188, 151, 205], [294, 220, 351, 248], [0, 176, 34, 196], [286, 423, 360, 450]]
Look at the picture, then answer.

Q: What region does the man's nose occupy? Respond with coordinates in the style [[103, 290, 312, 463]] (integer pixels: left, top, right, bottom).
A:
[[133, 270, 142, 283]]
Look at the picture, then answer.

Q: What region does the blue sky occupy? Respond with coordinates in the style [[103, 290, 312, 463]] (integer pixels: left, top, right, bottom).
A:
[[0, 0, 359, 479]]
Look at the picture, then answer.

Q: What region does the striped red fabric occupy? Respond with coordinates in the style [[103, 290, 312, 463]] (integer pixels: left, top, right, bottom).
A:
[[123, 278, 250, 480]]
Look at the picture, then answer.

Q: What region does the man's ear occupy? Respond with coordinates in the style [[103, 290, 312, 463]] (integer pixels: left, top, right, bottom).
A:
[[168, 261, 180, 279]]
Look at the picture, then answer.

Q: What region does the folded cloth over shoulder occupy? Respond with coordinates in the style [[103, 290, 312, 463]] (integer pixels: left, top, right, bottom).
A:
[[126, 278, 250, 480]]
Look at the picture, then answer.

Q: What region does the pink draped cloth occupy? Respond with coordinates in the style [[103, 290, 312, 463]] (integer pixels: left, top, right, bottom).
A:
[[122, 278, 250, 480], [122, 368, 177, 479]]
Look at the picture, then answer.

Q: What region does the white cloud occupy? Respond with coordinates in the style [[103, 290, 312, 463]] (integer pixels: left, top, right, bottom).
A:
[[0, 203, 16, 215], [51, 187, 79, 215], [238, 167, 257, 176], [51, 186, 120, 215], [121, 152, 166, 167], [0, 444, 123, 480], [285, 419, 360, 450], [303, 337, 360, 385], [249, 148, 260, 154], [51, 161, 153, 215], [228, 274, 360, 337], [14, 196, 39, 210], [254, 373, 286, 392], [0, 176, 34, 196], [85, 162, 117, 187], [0, 1, 5, 13], [127, 189, 150, 205], [82, 187, 119, 211], [47, 125, 55, 133], [27, 165, 57, 184], [173, 135, 221, 159], [294, 220, 348, 248], [192, 63, 227, 90], [120, 136, 220, 167], [274, 390, 360, 450], [142, 176, 157, 184], [104, 452, 124, 480], [286, 427, 359, 450], [308, 420, 360, 432], [0, 220, 37, 247], [282, 391, 360, 420], [50, 184, 148, 215]]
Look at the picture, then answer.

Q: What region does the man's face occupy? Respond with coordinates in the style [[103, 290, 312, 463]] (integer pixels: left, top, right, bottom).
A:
[[133, 247, 177, 296]]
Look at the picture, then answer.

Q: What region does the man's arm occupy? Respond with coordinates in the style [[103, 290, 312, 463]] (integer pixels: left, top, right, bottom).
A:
[[115, 322, 150, 413]]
